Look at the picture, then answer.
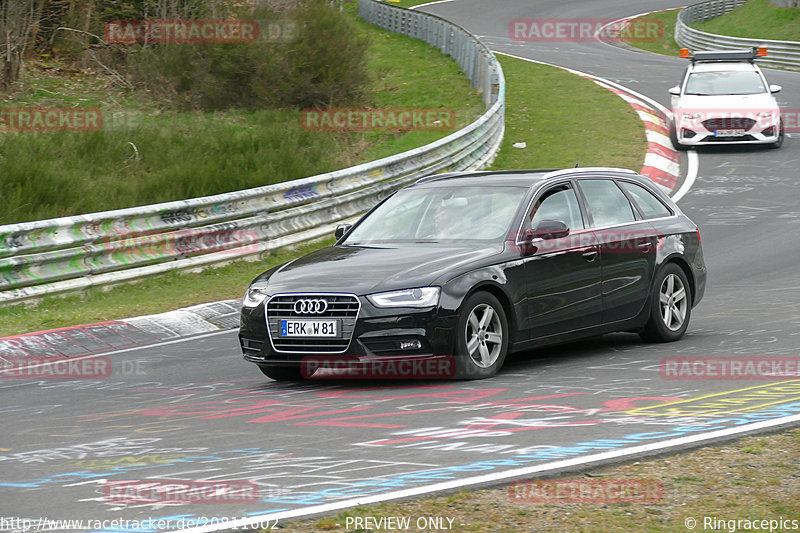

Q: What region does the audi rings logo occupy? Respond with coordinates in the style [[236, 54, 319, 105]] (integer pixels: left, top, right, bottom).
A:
[[293, 298, 329, 315]]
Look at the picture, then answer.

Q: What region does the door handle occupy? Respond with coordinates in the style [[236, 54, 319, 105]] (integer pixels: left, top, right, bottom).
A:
[[582, 249, 598, 262], [636, 242, 653, 252]]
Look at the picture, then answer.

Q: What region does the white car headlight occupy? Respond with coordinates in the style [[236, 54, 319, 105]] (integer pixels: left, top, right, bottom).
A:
[[243, 279, 270, 307], [367, 287, 440, 308]]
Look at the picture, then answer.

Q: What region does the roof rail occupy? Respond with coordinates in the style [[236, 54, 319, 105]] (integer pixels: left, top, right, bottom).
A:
[[541, 167, 638, 179], [414, 169, 561, 184], [413, 171, 489, 184]]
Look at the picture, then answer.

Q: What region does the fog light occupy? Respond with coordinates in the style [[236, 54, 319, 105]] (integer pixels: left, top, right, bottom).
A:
[[763, 126, 775, 136], [399, 340, 422, 350], [681, 129, 696, 139]]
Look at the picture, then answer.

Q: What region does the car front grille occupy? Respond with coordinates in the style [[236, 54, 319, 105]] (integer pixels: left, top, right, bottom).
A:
[[702, 118, 756, 131], [266, 294, 360, 353]]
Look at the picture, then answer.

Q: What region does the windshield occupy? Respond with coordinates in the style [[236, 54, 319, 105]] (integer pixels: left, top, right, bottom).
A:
[[343, 185, 526, 244], [684, 70, 766, 96]]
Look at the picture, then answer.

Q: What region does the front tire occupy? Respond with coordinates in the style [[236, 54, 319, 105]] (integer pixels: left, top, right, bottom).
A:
[[258, 365, 303, 381], [669, 121, 688, 151], [769, 121, 784, 149], [639, 263, 692, 342], [454, 292, 509, 379]]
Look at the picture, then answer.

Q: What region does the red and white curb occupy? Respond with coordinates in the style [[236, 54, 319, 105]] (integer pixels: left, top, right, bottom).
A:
[[496, 52, 683, 196], [592, 80, 680, 194], [0, 300, 241, 364]]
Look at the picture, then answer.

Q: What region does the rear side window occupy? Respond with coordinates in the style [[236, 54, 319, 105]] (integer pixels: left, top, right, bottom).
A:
[[578, 179, 636, 227], [619, 181, 673, 219]]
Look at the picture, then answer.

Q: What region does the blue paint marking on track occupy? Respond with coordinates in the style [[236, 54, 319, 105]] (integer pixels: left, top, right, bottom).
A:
[[90, 401, 800, 532]]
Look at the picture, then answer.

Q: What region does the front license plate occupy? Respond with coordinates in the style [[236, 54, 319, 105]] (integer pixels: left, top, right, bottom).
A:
[[280, 319, 338, 337], [715, 129, 745, 137]]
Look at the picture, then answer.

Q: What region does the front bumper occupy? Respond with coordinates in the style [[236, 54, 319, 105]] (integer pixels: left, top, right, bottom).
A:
[[239, 294, 458, 365], [674, 115, 781, 146]]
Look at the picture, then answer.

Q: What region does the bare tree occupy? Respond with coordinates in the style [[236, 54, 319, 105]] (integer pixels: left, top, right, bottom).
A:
[[1, 0, 36, 89], [51, 0, 94, 53]]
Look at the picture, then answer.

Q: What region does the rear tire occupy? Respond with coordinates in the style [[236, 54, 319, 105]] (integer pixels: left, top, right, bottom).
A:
[[639, 263, 692, 342], [258, 365, 303, 381], [454, 292, 509, 379]]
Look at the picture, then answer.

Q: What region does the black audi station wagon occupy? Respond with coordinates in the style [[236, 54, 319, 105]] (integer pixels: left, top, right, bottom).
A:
[[239, 168, 706, 380]]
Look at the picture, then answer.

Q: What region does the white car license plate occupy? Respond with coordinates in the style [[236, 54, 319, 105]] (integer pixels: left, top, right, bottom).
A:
[[280, 319, 338, 337], [715, 129, 745, 137]]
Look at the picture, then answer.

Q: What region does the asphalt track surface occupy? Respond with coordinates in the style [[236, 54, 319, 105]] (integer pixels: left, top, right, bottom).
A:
[[2, 1, 800, 531]]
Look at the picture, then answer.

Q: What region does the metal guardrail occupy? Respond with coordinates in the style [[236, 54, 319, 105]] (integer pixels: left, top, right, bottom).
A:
[[675, 0, 800, 71], [0, 0, 505, 304]]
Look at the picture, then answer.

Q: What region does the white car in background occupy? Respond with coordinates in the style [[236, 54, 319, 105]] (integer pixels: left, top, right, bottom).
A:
[[668, 48, 783, 150]]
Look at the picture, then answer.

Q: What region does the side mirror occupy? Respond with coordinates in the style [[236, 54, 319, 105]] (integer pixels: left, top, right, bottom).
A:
[[668, 86, 681, 96], [335, 224, 352, 241], [770, 84, 782, 94], [518, 229, 537, 256], [533, 219, 569, 240]]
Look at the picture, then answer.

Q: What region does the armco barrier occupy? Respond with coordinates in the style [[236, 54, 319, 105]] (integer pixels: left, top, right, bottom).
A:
[[675, 0, 800, 71], [0, 0, 504, 304]]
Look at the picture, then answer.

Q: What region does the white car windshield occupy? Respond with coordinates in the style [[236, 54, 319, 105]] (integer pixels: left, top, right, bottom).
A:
[[684, 70, 766, 96], [343, 186, 526, 244]]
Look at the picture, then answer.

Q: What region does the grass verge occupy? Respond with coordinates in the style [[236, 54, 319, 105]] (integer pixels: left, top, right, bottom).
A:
[[253, 427, 800, 532], [0, 3, 482, 225], [0, 55, 647, 337], [622, 9, 683, 57], [0, 15, 647, 337], [691, 0, 800, 42], [490, 55, 645, 171], [381, 0, 436, 9], [623, 1, 800, 59]]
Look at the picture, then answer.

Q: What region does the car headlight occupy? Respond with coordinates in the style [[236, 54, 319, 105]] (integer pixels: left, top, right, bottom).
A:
[[682, 113, 702, 120], [243, 279, 270, 308], [367, 287, 440, 308]]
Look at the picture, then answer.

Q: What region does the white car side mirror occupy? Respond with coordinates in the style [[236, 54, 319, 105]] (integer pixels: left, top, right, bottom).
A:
[[770, 84, 782, 94], [668, 86, 681, 96]]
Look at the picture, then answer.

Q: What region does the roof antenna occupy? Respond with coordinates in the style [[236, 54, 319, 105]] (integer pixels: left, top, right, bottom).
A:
[[574, 163, 579, 168]]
